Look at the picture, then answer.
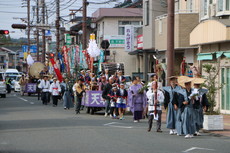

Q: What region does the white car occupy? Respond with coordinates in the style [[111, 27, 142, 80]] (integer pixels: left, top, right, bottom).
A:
[[14, 76, 21, 92]]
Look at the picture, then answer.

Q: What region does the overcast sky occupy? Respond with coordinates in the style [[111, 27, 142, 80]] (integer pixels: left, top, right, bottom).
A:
[[0, 0, 124, 39]]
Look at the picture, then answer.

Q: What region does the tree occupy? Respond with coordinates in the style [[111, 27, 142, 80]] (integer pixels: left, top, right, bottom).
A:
[[202, 62, 224, 114]]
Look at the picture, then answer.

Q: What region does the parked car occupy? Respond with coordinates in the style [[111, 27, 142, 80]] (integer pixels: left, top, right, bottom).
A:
[[0, 72, 6, 98]]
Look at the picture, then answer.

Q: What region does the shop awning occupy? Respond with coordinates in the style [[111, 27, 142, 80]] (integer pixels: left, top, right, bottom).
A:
[[197, 53, 213, 60], [190, 19, 230, 45], [198, 51, 230, 60]]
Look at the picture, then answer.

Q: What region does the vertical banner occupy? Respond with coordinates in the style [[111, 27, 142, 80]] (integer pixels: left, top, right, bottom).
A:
[[58, 52, 65, 72], [50, 58, 63, 82], [98, 50, 104, 71], [62, 46, 70, 75], [125, 25, 134, 52]]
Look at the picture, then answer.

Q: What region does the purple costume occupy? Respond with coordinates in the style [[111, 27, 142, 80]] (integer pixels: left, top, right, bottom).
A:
[[128, 84, 147, 120]]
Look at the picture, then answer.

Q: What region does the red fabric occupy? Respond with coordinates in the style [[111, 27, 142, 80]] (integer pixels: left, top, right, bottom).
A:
[[50, 58, 63, 83], [62, 46, 70, 74]]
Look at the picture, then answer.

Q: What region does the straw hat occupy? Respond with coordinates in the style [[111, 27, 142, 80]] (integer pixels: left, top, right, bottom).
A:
[[192, 78, 206, 85], [53, 77, 57, 80], [177, 76, 194, 88], [168, 76, 178, 80]]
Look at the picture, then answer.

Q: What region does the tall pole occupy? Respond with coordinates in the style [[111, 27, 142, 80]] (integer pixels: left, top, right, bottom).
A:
[[56, 0, 60, 54], [166, 0, 175, 85], [82, 0, 87, 50], [27, 0, 30, 52], [36, 0, 39, 61], [42, 0, 46, 62]]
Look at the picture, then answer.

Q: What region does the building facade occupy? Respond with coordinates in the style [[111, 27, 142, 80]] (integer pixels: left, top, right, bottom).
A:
[[190, 0, 230, 114], [92, 8, 143, 76]]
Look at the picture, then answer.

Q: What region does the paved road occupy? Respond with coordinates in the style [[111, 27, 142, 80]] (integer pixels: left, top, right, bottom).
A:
[[0, 93, 230, 153]]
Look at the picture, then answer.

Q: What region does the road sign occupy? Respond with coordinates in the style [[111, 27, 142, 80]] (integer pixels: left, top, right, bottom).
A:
[[65, 34, 71, 45], [104, 35, 125, 48], [22, 45, 37, 53]]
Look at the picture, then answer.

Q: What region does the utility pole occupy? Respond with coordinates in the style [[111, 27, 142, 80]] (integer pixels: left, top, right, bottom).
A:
[[27, 0, 31, 53], [36, 0, 39, 61], [56, 0, 60, 54], [166, 0, 175, 84], [82, 0, 87, 50], [42, 0, 46, 62]]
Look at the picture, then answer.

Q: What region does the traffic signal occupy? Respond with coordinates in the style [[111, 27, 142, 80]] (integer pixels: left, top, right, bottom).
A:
[[0, 30, 9, 35], [11, 24, 27, 29]]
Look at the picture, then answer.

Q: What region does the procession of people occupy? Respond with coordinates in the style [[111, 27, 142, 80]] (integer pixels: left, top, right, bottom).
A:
[[19, 67, 210, 139]]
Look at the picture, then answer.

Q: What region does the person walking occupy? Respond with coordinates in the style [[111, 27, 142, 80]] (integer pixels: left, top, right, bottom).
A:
[[108, 86, 119, 119], [128, 77, 147, 122], [49, 78, 61, 107], [74, 78, 86, 114], [163, 76, 182, 135], [18, 75, 27, 96], [38, 75, 50, 105], [146, 81, 165, 132], [61, 78, 73, 110], [102, 77, 114, 117]]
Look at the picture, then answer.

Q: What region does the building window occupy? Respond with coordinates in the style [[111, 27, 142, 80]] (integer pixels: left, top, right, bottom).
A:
[[186, 0, 193, 12], [144, 0, 149, 26], [200, 0, 209, 20], [221, 67, 230, 110], [0, 56, 4, 63], [159, 20, 162, 34], [218, 0, 224, 12], [118, 21, 142, 35], [217, 0, 230, 13]]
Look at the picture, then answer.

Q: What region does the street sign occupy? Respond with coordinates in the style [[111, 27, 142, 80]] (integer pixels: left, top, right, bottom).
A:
[[65, 34, 71, 45], [125, 25, 134, 52], [22, 45, 37, 53], [103, 35, 125, 48]]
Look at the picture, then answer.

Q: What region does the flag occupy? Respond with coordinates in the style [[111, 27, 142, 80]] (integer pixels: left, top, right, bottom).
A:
[[50, 58, 63, 82]]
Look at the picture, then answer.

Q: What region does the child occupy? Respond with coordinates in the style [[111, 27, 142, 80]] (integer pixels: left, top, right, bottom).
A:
[[117, 83, 128, 120], [146, 81, 165, 132], [108, 85, 119, 119]]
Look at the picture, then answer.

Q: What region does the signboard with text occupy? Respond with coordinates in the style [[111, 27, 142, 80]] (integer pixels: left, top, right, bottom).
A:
[[82, 91, 105, 107], [137, 34, 143, 50], [125, 25, 134, 52], [103, 35, 125, 48]]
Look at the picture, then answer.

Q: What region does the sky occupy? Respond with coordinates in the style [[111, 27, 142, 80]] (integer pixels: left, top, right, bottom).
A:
[[0, 0, 124, 39]]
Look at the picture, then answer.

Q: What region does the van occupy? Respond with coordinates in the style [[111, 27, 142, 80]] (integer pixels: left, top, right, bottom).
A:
[[0, 72, 6, 98], [4, 69, 20, 89]]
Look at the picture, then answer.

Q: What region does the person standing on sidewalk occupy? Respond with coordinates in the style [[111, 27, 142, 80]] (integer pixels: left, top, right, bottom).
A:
[[18, 75, 27, 96], [146, 81, 165, 132], [102, 77, 114, 117], [163, 76, 182, 135], [38, 75, 50, 105], [74, 78, 86, 114], [49, 78, 61, 107]]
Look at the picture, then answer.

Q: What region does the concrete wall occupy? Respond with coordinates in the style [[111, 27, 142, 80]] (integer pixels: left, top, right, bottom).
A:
[[143, 0, 167, 50]]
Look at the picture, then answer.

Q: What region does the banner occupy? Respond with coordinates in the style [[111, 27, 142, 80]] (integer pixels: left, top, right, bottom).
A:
[[125, 25, 134, 52], [50, 58, 63, 82], [58, 52, 65, 72], [62, 46, 70, 74]]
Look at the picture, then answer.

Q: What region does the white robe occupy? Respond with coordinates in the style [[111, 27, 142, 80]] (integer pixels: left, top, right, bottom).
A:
[[49, 82, 61, 96]]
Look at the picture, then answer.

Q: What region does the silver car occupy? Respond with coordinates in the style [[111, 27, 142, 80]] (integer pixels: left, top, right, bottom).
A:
[[0, 72, 6, 98]]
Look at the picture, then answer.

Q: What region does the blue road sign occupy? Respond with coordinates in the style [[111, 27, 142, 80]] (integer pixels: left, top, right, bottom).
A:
[[22, 45, 37, 53]]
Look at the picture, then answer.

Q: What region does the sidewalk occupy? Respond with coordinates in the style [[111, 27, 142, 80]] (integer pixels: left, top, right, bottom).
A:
[[209, 115, 230, 137], [161, 110, 230, 137]]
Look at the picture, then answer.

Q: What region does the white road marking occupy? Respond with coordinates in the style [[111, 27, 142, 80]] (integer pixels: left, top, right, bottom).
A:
[[104, 122, 133, 129], [183, 147, 215, 152], [0, 142, 8, 145], [18, 97, 28, 102], [30, 102, 35, 104]]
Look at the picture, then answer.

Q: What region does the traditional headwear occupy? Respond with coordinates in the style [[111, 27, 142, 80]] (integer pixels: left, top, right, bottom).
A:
[[192, 78, 206, 85], [168, 76, 178, 80]]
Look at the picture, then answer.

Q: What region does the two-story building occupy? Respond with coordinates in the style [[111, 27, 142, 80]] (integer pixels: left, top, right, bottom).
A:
[[154, 0, 200, 77], [92, 8, 143, 76], [190, 0, 230, 114]]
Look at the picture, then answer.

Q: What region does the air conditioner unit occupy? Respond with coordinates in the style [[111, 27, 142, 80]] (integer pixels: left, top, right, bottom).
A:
[[209, 4, 216, 17]]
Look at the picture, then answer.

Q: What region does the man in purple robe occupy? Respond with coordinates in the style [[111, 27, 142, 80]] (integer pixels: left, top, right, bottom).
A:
[[128, 77, 147, 122]]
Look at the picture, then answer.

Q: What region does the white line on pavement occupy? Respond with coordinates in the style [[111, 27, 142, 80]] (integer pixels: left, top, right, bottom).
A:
[[18, 97, 28, 102], [104, 122, 133, 129], [182, 147, 215, 153]]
